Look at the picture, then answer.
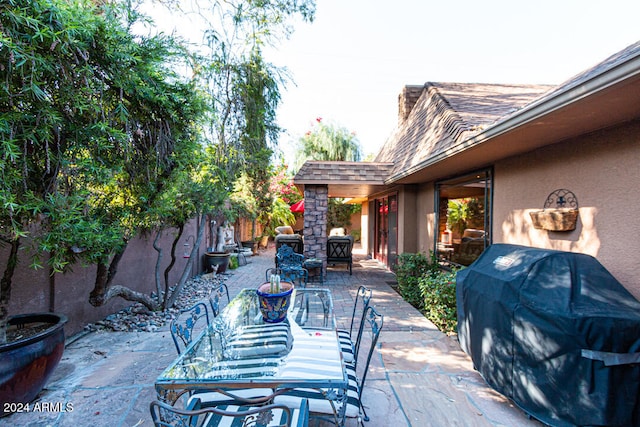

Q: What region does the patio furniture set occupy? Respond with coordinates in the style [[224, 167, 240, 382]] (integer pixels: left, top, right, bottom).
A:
[[274, 228, 356, 282], [151, 248, 383, 427]]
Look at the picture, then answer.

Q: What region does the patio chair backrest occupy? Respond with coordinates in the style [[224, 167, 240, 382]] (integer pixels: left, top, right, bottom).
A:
[[349, 286, 373, 362], [170, 302, 210, 355], [326, 236, 354, 274], [275, 234, 304, 255], [150, 395, 309, 427], [276, 245, 305, 270], [265, 267, 308, 289], [353, 306, 384, 404], [209, 282, 230, 317]]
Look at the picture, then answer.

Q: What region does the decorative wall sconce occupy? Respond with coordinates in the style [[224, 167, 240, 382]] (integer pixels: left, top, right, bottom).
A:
[[529, 189, 579, 232]]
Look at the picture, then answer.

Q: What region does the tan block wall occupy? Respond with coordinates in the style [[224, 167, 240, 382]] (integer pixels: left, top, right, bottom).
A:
[[493, 120, 640, 298]]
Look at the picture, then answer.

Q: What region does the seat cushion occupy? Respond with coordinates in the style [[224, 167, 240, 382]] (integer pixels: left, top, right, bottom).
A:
[[189, 395, 308, 427], [274, 365, 360, 419], [337, 329, 355, 364], [200, 402, 307, 427]]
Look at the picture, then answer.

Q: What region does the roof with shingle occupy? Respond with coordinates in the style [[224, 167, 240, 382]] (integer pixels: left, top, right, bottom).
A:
[[538, 40, 640, 101], [293, 161, 394, 197], [295, 161, 393, 184], [374, 82, 554, 182], [293, 41, 640, 195]]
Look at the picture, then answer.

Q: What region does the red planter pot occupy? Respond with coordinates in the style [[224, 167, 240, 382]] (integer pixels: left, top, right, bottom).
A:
[[0, 313, 67, 411]]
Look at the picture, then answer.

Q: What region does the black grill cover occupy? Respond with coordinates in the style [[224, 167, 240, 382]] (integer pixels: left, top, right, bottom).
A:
[[456, 244, 640, 427]]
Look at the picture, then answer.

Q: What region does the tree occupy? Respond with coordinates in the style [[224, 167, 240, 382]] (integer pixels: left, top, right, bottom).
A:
[[0, 0, 317, 333], [294, 117, 362, 231], [294, 117, 362, 170], [89, 0, 315, 310], [0, 0, 210, 329]]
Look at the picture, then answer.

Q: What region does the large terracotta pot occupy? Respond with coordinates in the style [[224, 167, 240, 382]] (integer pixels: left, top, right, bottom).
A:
[[0, 313, 67, 411]]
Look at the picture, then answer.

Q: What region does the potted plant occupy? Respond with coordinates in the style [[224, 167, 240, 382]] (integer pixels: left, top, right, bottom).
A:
[[257, 198, 296, 249], [256, 275, 294, 323], [0, 313, 68, 410], [204, 251, 231, 274]]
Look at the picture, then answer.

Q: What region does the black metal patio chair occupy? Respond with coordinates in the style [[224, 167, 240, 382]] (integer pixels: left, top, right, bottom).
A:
[[150, 392, 309, 427]]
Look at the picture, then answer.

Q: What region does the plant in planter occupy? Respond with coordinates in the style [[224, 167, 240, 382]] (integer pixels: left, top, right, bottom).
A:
[[204, 252, 231, 274], [256, 275, 294, 323], [0, 313, 68, 410], [258, 198, 296, 248]]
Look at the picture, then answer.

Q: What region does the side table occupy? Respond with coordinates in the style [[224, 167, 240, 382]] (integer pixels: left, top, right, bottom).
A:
[[303, 258, 324, 284]]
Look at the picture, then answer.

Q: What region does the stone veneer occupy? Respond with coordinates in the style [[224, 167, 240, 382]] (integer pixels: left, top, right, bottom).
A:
[[303, 185, 328, 266]]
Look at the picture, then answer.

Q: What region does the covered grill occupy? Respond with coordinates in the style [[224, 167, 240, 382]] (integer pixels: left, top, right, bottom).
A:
[[456, 244, 640, 427]]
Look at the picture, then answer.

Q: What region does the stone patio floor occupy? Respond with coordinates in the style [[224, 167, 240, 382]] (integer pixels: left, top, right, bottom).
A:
[[4, 246, 543, 427]]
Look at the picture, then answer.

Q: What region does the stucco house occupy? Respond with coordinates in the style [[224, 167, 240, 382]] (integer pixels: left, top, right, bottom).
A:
[[294, 40, 640, 298]]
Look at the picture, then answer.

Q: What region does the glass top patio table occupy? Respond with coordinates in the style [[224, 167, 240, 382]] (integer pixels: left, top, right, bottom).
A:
[[155, 288, 347, 404]]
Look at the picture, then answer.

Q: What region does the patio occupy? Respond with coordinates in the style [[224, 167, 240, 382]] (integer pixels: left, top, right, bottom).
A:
[[5, 246, 542, 427]]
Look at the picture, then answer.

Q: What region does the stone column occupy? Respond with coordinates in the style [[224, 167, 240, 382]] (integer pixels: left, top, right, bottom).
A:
[[303, 185, 328, 266]]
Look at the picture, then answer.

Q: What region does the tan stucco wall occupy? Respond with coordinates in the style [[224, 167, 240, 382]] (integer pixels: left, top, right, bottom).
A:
[[4, 217, 211, 335], [415, 183, 436, 255], [398, 186, 418, 254], [494, 120, 640, 298]]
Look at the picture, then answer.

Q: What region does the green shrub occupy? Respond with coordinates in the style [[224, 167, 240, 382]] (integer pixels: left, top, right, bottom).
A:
[[229, 255, 239, 270], [396, 252, 438, 310], [419, 269, 460, 334]]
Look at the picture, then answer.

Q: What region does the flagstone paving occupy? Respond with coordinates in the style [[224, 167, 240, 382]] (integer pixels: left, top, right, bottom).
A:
[[3, 246, 543, 427]]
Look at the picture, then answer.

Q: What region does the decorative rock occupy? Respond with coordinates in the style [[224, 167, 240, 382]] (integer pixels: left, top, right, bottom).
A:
[[86, 274, 225, 333]]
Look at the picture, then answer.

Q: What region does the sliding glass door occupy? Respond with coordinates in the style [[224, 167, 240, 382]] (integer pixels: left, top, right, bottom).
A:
[[435, 169, 492, 266]]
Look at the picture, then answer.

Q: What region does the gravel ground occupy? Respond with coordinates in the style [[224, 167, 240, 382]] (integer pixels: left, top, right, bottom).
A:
[[85, 273, 224, 333]]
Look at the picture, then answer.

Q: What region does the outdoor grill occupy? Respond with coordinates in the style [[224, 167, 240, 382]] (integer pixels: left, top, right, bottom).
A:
[[456, 244, 640, 427]]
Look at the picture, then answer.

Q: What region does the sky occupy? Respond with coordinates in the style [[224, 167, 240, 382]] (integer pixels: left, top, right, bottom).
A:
[[142, 0, 640, 163]]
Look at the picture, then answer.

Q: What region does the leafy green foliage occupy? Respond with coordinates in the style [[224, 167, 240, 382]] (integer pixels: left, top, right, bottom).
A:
[[0, 0, 205, 269], [0, 0, 317, 316], [395, 252, 438, 310], [396, 252, 461, 334], [419, 269, 460, 334], [327, 199, 360, 231], [294, 118, 362, 171]]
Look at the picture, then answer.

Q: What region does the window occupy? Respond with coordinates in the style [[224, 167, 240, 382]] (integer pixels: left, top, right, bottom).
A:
[[435, 169, 492, 266]]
